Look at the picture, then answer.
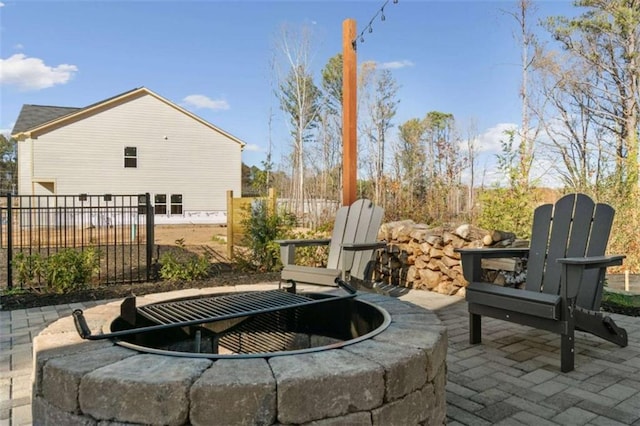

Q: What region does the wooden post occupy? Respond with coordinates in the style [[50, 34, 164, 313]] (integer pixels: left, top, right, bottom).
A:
[[342, 19, 357, 206], [226, 190, 233, 258], [268, 187, 276, 213]]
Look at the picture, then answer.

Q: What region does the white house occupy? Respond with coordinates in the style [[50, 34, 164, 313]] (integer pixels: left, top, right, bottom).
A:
[[11, 87, 245, 224]]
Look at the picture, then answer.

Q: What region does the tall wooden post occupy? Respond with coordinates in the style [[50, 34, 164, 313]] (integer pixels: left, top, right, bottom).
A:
[[342, 19, 357, 206]]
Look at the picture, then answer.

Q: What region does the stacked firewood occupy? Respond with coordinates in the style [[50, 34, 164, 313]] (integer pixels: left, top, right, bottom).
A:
[[375, 220, 526, 296]]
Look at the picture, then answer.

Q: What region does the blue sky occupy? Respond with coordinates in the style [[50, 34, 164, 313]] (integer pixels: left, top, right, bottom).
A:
[[0, 0, 577, 184]]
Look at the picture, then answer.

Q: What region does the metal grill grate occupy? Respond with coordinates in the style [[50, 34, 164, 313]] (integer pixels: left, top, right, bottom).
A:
[[137, 290, 342, 327]]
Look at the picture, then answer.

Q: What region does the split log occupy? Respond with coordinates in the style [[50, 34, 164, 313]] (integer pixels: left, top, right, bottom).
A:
[[454, 224, 489, 241], [481, 258, 520, 272], [490, 230, 516, 243]]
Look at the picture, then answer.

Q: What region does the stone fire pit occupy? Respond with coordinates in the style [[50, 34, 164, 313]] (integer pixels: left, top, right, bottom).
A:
[[32, 285, 447, 425]]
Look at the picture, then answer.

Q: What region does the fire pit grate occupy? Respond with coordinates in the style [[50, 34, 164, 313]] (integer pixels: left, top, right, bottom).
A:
[[72, 280, 359, 341], [138, 290, 319, 325]]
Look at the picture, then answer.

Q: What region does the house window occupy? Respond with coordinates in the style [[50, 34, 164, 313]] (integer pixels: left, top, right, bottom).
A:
[[124, 147, 137, 168], [170, 194, 183, 215], [137, 194, 147, 215], [155, 194, 167, 215]]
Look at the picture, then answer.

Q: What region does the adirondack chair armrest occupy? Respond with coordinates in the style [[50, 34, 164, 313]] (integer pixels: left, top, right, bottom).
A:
[[557, 255, 625, 301], [275, 238, 332, 247], [341, 241, 388, 251], [556, 254, 625, 269], [276, 238, 332, 266], [456, 247, 530, 282]]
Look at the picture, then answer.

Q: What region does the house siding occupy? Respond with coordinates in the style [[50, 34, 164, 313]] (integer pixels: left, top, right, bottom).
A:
[[21, 94, 241, 213]]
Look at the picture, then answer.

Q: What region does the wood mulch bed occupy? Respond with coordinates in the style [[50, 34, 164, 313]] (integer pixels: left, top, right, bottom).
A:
[[0, 271, 280, 311]]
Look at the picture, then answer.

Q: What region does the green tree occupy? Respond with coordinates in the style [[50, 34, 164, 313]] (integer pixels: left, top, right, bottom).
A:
[[393, 118, 426, 215], [0, 134, 17, 194]]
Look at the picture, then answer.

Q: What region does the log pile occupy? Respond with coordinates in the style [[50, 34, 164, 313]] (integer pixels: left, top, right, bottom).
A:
[[375, 220, 527, 296]]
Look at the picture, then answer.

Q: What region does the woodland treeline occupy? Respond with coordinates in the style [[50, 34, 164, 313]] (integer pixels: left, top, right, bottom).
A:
[[242, 0, 639, 272], [1, 1, 638, 271]]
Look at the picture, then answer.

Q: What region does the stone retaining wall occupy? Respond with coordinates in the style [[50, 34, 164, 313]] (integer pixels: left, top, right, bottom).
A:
[[32, 286, 447, 425]]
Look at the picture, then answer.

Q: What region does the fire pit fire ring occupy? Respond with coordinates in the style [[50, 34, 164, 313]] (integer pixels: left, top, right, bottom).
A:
[[33, 284, 448, 425], [108, 291, 392, 359]]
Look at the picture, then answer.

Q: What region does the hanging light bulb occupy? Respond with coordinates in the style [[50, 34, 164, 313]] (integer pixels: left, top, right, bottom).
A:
[[360, 35, 365, 43], [393, 0, 398, 3], [368, 26, 373, 33], [381, 12, 386, 21]]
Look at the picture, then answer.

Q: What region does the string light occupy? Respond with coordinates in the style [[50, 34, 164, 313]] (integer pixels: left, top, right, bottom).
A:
[[351, 0, 399, 51]]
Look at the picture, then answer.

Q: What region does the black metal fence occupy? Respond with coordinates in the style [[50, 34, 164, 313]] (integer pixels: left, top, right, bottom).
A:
[[1, 194, 154, 290]]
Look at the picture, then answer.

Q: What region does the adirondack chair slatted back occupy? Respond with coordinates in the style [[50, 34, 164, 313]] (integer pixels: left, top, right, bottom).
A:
[[524, 194, 614, 309], [326, 199, 383, 280]]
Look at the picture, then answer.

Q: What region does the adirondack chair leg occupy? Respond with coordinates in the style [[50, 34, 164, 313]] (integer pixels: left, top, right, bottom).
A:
[[560, 328, 575, 373], [575, 308, 628, 347], [470, 313, 482, 344]]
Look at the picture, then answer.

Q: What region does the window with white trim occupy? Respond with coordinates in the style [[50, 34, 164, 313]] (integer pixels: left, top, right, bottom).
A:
[[124, 147, 137, 168], [170, 194, 183, 215], [155, 194, 167, 215]]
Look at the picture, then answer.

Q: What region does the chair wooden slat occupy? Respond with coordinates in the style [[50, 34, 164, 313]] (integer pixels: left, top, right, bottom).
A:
[[542, 194, 575, 295], [326, 204, 351, 269], [566, 193, 594, 259], [352, 203, 384, 280], [577, 202, 614, 310], [525, 204, 553, 292]]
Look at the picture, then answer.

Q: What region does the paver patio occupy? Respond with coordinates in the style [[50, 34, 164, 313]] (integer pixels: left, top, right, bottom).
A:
[[2, 284, 639, 425]]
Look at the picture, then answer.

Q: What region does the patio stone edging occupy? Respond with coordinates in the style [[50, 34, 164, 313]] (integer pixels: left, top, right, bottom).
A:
[[31, 287, 447, 425]]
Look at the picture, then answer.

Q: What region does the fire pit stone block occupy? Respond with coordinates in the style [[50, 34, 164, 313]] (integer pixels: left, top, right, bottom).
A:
[[343, 339, 427, 401], [42, 346, 135, 413], [78, 354, 211, 425], [32, 329, 114, 396], [269, 350, 385, 424], [190, 358, 276, 426]]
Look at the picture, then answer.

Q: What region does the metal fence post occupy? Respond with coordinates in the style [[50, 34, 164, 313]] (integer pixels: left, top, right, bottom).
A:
[[7, 193, 12, 289], [145, 193, 154, 281]]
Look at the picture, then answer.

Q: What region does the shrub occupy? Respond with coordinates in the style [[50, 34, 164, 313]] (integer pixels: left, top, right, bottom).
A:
[[236, 199, 295, 272], [12, 248, 101, 294], [477, 187, 535, 239], [158, 240, 211, 281]]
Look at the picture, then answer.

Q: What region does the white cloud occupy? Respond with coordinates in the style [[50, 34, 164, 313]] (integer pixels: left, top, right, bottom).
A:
[[379, 60, 414, 70], [0, 2, 5, 7], [243, 144, 261, 152], [182, 94, 229, 111], [14, 43, 24, 50], [474, 122, 518, 153], [0, 54, 78, 91]]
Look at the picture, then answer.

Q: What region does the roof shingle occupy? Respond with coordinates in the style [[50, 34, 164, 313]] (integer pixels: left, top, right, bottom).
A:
[[11, 105, 81, 135]]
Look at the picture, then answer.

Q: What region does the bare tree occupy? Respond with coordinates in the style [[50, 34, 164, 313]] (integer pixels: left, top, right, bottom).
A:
[[503, 0, 541, 189], [544, 0, 640, 195], [274, 24, 322, 215], [462, 118, 479, 215], [358, 61, 399, 206], [532, 51, 611, 193]]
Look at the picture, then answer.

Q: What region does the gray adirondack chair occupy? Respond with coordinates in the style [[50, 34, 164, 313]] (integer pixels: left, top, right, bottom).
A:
[[277, 199, 386, 287], [457, 193, 627, 372]]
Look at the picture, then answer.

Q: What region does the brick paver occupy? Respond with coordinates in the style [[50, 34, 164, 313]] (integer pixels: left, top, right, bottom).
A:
[[1, 285, 639, 425]]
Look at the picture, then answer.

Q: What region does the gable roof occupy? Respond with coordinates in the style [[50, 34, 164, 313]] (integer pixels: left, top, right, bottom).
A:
[[12, 105, 81, 134], [11, 87, 246, 148]]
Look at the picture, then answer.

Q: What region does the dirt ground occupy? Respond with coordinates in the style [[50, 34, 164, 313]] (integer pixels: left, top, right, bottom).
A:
[[154, 224, 229, 259]]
